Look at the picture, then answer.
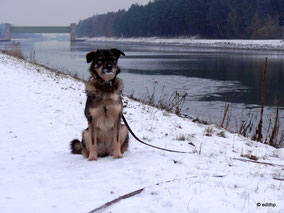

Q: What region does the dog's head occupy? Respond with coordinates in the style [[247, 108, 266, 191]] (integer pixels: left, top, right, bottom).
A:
[[86, 48, 125, 82]]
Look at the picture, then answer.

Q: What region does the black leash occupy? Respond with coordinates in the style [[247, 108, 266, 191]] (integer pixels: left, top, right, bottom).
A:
[[121, 114, 193, 154]]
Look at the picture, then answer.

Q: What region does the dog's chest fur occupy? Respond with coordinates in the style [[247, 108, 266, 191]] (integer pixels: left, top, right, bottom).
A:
[[85, 78, 123, 131]]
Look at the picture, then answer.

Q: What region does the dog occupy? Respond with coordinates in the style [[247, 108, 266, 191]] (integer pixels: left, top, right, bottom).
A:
[[70, 48, 129, 160]]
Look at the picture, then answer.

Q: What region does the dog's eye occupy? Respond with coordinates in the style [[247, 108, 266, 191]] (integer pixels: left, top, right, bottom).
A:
[[96, 57, 104, 64], [112, 56, 117, 60]]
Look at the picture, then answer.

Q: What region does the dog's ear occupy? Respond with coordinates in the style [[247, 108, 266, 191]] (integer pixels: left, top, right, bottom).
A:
[[86, 50, 98, 63], [111, 48, 125, 57]]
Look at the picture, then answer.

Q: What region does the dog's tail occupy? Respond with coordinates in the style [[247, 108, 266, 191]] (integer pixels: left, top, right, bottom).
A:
[[70, 139, 82, 154]]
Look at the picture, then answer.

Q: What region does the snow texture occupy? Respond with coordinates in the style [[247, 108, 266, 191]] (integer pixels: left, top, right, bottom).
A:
[[85, 37, 284, 51], [0, 52, 284, 213]]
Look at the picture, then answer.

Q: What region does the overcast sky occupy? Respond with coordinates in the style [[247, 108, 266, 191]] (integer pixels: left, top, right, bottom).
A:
[[0, 0, 150, 26]]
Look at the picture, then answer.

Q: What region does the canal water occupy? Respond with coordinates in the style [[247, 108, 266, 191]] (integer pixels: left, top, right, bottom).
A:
[[1, 39, 284, 139]]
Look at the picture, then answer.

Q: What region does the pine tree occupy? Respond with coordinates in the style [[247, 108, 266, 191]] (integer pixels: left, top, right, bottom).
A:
[[251, 11, 263, 38]]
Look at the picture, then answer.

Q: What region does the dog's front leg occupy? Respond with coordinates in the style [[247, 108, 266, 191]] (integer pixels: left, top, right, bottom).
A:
[[88, 122, 98, 161], [113, 120, 122, 159]]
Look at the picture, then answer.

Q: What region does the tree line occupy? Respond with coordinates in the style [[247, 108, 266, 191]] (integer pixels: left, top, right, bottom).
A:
[[76, 0, 284, 39]]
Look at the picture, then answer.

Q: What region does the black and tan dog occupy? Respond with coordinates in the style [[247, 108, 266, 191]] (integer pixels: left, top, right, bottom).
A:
[[70, 49, 129, 160]]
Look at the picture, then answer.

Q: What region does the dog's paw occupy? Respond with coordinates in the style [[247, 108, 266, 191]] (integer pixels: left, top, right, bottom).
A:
[[88, 154, 98, 161], [113, 153, 123, 159]]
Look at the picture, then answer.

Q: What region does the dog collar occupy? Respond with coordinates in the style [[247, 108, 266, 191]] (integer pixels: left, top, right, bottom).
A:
[[90, 73, 116, 87]]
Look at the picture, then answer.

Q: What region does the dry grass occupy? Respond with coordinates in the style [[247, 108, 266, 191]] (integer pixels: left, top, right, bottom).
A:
[[128, 82, 188, 116], [221, 58, 283, 148], [269, 96, 280, 147], [220, 103, 231, 129], [240, 154, 259, 161], [176, 134, 186, 141], [254, 58, 268, 142], [205, 127, 213, 137], [217, 131, 226, 138], [238, 111, 256, 138], [192, 118, 209, 125], [2, 42, 25, 59]]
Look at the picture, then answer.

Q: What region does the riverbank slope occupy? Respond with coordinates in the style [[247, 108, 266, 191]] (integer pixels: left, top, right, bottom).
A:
[[0, 52, 283, 213]]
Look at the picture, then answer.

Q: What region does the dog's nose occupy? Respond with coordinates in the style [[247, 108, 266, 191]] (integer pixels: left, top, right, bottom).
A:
[[106, 64, 113, 70]]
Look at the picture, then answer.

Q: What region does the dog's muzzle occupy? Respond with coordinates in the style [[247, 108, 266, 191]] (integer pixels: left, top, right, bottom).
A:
[[102, 69, 114, 75], [103, 65, 115, 75]]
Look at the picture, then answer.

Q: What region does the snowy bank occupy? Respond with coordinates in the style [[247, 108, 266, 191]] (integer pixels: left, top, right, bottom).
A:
[[84, 37, 284, 51], [0, 52, 284, 213]]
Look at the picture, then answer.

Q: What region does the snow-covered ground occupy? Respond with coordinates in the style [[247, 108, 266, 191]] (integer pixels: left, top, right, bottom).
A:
[[0, 52, 284, 213], [84, 37, 284, 51]]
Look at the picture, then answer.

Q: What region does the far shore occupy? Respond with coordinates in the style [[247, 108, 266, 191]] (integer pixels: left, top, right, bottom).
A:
[[79, 37, 284, 51]]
